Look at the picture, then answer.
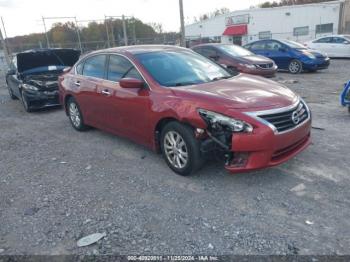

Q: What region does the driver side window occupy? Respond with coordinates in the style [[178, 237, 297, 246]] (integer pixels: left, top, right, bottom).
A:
[[265, 41, 282, 50], [107, 55, 142, 82]]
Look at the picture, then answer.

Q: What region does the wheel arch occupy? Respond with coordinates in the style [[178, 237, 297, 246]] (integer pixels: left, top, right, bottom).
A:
[[64, 94, 74, 116], [154, 117, 197, 153]]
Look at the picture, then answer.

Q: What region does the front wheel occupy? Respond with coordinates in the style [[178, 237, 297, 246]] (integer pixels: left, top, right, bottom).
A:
[[67, 97, 88, 131], [160, 122, 203, 176], [7, 84, 17, 100], [288, 59, 302, 74]]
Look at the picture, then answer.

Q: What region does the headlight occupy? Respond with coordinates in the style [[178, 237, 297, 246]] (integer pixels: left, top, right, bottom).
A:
[[239, 63, 256, 69], [198, 109, 253, 133], [22, 84, 39, 91], [303, 52, 316, 59]]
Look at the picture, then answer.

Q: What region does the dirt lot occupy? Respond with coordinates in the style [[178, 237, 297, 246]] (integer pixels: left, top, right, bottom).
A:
[[0, 60, 350, 256]]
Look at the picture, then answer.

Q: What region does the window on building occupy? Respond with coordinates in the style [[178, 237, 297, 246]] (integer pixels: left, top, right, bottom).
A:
[[315, 23, 333, 34], [258, 31, 272, 40], [293, 26, 309, 36], [82, 55, 107, 79]]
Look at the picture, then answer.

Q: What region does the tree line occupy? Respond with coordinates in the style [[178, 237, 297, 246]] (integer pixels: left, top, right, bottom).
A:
[[6, 18, 179, 53]]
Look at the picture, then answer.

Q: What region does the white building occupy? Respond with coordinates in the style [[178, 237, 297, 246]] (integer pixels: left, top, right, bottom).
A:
[[185, 0, 350, 46]]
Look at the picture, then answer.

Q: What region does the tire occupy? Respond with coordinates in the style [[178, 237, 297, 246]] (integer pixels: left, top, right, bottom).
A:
[[21, 91, 33, 112], [288, 59, 302, 74], [160, 121, 203, 176], [66, 97, 88, 131], [7, 84, 17, 100]]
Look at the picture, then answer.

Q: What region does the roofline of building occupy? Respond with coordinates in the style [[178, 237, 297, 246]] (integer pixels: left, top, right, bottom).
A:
[[186, 0, 344, 28]]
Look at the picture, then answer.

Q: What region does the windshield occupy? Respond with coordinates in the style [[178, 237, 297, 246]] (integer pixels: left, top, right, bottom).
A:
[[217, 45, 253, 57], [279, 40, 306, 49], [135, 50, 232, 87]]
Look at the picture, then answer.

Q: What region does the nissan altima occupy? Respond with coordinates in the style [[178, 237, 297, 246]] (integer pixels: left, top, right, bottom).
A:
[[59, 45, 311, 176]]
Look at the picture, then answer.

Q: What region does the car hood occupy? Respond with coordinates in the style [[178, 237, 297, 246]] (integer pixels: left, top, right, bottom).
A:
[[297, 48, 327, 58], [17, 49, 81, 74], [236, 55, 274, 64], [171, 74, 298, 110]]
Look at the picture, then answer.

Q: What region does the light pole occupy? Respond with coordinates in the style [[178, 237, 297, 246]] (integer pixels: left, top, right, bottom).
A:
[[179, 0, 186, 47]]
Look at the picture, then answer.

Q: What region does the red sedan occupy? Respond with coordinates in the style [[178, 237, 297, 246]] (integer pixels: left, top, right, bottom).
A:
[[59, 45, 311, 176]]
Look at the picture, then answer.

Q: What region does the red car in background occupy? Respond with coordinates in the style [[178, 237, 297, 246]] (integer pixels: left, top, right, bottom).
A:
[[192, 43, 278, 77], [59, 45, 311, 176]]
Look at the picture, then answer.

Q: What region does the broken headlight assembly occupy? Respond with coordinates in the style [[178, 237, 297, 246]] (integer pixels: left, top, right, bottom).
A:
[[197, 109, 253, 133], [22, 84, 39, 91]]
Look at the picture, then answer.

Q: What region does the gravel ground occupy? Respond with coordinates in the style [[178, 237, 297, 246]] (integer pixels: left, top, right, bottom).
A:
[[0, 60, 349, 256]]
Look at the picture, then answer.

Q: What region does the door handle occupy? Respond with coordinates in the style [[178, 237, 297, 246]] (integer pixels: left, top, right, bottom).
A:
[[74, 81, 80, 87], [101, 90, 111, 96]]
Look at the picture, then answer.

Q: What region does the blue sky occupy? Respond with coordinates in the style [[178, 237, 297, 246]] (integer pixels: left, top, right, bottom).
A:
[[0, 0, 266, 37]]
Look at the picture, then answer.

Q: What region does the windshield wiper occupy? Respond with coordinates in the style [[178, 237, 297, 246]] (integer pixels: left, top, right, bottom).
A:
[[172, 82, 198, 87], [211, 76, 232, 82]]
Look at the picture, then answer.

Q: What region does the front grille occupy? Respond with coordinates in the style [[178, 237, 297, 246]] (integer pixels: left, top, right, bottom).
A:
[[258, 101, 309, 133], [256, 63, 274, 69]]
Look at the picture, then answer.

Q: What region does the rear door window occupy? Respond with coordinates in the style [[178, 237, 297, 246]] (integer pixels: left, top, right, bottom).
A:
[[82, 55, 107, 79], [251, 41, 266, 50], [314, 37, 333, 43], [200, 47, 218, 58]]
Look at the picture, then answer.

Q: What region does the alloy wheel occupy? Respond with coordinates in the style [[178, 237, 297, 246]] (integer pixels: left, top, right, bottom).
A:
[[163, 131, 189, 169], [289, 60, 301, 74], [69, 102, 81, 127]]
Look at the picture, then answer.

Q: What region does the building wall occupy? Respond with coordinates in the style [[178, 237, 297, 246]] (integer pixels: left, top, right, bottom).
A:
[[339, 0, 350, 34], [185, 0, 344, 45]]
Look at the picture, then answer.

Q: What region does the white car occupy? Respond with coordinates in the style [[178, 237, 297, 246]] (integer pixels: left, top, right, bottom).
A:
[[305, 35, 350, 58]]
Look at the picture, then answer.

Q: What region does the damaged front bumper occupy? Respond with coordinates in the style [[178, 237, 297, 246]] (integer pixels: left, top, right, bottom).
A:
[[22, 89, 60, 109], [199, 117, 311, 173]]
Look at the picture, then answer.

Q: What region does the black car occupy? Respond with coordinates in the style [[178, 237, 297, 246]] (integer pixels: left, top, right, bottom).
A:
[[6, 48, 80, 112]]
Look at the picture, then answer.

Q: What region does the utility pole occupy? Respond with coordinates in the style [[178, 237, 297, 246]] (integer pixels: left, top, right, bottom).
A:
[[42, 17, 50, 48], [179, 0, 186, 47], [1, 17, 11, 56], [104, 16, 111, 48], [122, 15, 128, 46], [74, 17, 83, 52], [132, 17, 136, 45], [110, 19, 115, 47], [0, 26, 11, 67]]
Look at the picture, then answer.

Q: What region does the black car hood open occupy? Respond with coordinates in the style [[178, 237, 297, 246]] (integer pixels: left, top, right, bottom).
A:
[[17, 49, 81, 74]]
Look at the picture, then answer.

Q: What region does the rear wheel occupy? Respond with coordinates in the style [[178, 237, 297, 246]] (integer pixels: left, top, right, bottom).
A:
[[67, 97, 88, 131], [160, 122, 203, 176], [288, 59, 302, 74]]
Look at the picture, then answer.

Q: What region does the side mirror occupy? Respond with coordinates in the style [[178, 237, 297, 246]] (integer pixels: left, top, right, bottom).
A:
[[119, 78, 144, 89]]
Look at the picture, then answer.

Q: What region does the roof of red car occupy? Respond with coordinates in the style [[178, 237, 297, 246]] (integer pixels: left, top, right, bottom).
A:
[[89, 45, 188, 56]]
